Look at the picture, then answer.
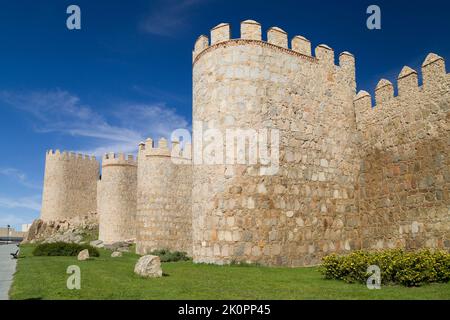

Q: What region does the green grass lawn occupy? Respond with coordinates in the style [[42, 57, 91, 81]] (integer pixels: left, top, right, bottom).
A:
[[10, 244, 450, 300]]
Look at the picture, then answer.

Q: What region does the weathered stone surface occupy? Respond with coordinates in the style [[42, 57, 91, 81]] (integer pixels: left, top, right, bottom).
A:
[[111, 251, 122, 258], [103, 240, 134, 252], [24, 214, 98, 244], [134, 255, 163, 278], [90, 240, 104, 248], [43, 232, 83, 244], [77, 249, 90, 261]]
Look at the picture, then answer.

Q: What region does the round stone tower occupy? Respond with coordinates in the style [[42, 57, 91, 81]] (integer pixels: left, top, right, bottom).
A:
[[191, 20, 360, 266], [97, 153, 137, 243], [135, 138, 192, 255], [40, 150, 99, 221]]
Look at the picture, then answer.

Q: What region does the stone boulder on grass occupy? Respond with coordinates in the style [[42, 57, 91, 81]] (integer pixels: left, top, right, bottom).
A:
[[134, 255, 163, 278]]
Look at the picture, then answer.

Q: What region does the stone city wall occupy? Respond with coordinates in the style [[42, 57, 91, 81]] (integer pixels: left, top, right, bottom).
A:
[[36, 20, 450, 266], [355, 54, 450, 251], [0, 228, 25, 238]]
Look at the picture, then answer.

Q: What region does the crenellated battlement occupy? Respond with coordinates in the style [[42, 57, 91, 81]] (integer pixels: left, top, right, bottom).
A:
[[102, 152, 137, 167], [138, 137, 192, 161], [46, 149, 97, 162], [354, 52, 450, 156], [192, 19, 354, 73], [355, 53, 448, 113]]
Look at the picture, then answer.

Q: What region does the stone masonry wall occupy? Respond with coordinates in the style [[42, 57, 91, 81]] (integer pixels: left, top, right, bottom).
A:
[[38, 20, 450, 266], [40, 150, 99, 221], [98, 153, 137, 243], [355, 54, 450, 251], [192, 20, 360, 266], [136, 138, 193, 255], [0, 227, 26, 238]]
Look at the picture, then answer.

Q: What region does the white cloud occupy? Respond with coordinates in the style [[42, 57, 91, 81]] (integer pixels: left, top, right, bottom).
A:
[[0, 88, 190, 229], [0, 195, 41, 211], [132, 85, 188, 104], [0, 168, 26, 182], [0, 89, 141, 146], [0, 168, 41, 190], [0, 213, 32, 227], [115, 103, 190, 136], [139, 0, 207, 36], [0, 89, 190, 157]]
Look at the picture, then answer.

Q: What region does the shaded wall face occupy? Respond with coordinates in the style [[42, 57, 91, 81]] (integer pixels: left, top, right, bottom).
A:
[[192, 42, 359, 266], [98, 164, 137, 243], [357, 75, 450, 250], [41, 154, 99, 222], [136, 154, 193, 255]]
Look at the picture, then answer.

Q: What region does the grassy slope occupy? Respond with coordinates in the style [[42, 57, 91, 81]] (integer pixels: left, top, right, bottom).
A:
[[10, 245, 450, 300]]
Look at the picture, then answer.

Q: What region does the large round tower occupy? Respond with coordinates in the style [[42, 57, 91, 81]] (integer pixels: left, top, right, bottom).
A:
[[191, 20, 360, 266], [40, 150, 99, 221], [97, 153, 137, 243]]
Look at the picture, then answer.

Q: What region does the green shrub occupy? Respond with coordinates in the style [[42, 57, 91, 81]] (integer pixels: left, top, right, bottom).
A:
[[433, 250, 450, 283], [149, 249, 191, 262], [320, 249, 450, 287], [78, 227, 99, 243], [32, 242, 100, 257], [321, 250, 373, 283]]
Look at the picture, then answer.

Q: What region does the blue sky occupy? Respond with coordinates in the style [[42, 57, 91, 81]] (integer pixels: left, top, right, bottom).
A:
[[0, 0, 449, 229]]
